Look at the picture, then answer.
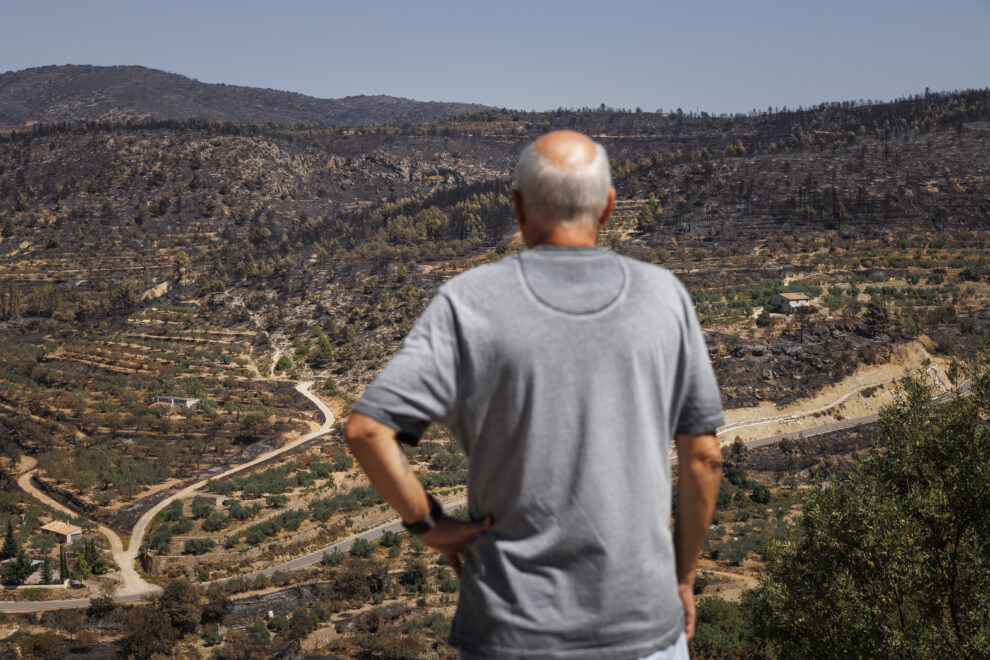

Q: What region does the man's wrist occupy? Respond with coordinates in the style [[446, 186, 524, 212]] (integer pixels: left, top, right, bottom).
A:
[[403, 494, 444, 535]]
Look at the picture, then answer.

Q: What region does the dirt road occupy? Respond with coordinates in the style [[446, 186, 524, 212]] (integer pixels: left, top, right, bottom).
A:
[[116, 381, 335, 592], [2, 381, 334, 611]]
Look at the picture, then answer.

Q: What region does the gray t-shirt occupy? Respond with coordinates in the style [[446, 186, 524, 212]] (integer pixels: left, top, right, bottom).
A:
[[353, 246, 724, 659]]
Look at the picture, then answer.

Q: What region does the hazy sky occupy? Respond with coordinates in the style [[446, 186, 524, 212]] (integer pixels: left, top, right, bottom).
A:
[[3, 0, 988, 114]]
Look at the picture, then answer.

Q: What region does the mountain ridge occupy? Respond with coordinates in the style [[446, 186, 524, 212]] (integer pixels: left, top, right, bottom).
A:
[[0, 64, 491, 128]]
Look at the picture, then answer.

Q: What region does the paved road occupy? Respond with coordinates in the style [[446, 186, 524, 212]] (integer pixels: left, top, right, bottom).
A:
[[218, 501, 467, 583]]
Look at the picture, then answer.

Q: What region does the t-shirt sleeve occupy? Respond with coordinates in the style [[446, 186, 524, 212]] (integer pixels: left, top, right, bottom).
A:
[[351, 292, 459, 439], [673, 283, 725, 435]]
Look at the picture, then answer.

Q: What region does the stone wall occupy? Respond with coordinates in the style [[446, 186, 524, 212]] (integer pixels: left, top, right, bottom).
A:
[[144, 525, 329, 576]]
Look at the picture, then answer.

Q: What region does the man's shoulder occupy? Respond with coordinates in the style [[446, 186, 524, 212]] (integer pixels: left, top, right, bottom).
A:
[[615, 253, 688, 296], [437, 254, 520, 299]]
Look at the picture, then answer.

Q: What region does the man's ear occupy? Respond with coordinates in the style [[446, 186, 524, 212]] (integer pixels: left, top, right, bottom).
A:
[[512, 189, 526, 225], [598, 186, 616, 228]]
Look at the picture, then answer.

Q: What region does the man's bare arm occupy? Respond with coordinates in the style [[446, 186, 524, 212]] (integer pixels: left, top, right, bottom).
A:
[[673, 431, 723, 641], [344, 412, 490, 575], [344, 412, 431, 523]]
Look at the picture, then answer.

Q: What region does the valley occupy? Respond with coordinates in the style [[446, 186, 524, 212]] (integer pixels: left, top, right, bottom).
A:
[[0, 70, 988, 657]]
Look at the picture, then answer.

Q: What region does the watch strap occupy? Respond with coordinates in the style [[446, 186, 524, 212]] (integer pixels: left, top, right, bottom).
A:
[[403, 494, 443, 535]]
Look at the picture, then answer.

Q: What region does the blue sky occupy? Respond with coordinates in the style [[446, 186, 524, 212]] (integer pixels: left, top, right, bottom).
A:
[[2, 0, 988, 113]]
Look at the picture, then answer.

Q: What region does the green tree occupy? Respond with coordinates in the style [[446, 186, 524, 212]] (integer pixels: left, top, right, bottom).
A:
[[77, 537, 108, 574], [120, 606, 177, 659], [59, 544, 68, 583], [753, 369, 990, 658], [40, 556, 53, 584], [312, 335, 334, 368], [160, 578, 203, 635], [191, 495, 212, 519], [865, 299, 890, 335], [1, 517, 17, 559], [349, 537, 374, 558], [202, 583, 230, 624], [72, 555, 92, 581], [691, 596, 755, 659], [749, 484, 771, 504], [1, 549, 34, 585]]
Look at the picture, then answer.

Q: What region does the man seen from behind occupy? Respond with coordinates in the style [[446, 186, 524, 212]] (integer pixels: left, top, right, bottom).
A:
[[345, 130, 724, 659]]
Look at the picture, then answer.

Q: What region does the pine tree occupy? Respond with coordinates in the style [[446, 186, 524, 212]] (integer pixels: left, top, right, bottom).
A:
[[59, 544, 69, 583], [78, 538, 108, 574], [73, 556, 92, 581], [40, 557, 53, 584], [313, 336, 334, 368], [1, 517, 17, 559], [0, 549, 33, 585]]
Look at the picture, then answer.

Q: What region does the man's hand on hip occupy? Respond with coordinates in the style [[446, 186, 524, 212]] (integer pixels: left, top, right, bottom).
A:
[[676, 581, 696, 641], [421, 515, 492, 577]]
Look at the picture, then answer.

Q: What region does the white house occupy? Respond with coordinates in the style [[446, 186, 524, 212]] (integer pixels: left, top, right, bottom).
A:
[[41, 521, 83, 544], [198, 493, 227, 507], [151, 396, 201, 410], [770, 292, 811, 312]]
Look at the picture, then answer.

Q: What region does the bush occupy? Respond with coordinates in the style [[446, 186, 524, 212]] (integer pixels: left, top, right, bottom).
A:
[[749, 484, 771, 504], [161, 499, 184, 522], [191, 496, 212, 519], [202, 511, 230, 532], [724, 465, 749, 488], [228, 500, 261, 521], [378, 530, 403, 548], [184, 538, 215, 555], [266, 494, 288, 508], [439, 569, 459, 593], [321, 549, 345, 566], [691, 597, 752, 659], [350, 538, 374, 558], [171, 517, 193, 535], [242, 509, 308, 546], [87, 595, 115, 618], [148, 525, 173, 554]]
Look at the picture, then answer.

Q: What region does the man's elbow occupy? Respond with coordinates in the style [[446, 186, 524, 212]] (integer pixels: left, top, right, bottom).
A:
[[678, 433, 723, 475], [698, 443, 723, 475], [344, 412, 381, 449]]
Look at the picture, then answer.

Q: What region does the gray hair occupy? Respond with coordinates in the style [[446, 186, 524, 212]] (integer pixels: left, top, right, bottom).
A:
[[512, 139, 612, 230]]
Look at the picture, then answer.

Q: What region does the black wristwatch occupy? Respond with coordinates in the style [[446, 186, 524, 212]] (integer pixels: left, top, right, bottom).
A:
[[403, 494, 444, 535]]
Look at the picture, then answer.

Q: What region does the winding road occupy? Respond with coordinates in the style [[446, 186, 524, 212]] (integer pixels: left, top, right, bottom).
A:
[[2, 381, 334, 612]]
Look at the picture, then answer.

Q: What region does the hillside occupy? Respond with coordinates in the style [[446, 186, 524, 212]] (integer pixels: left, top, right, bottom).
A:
[[1, 87, 989, 657], [0, 64, 491, 128]]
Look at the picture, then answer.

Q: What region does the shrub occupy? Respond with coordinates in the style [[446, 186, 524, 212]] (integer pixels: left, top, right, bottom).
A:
[[191, 496, 212, 519], [184, 538, 215, 555], [171, 517, 193, 534], [378, 530, 403, 548], [439, 569, 459, 593], [202, 511, 230, 532], [350, 538, 374, 558], [161, 499, 184, 522], [750, 484, 771, 504], [266, 494, 288, 508], [321, 549, 345, 566]]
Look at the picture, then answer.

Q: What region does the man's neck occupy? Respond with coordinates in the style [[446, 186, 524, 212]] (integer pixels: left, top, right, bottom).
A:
[[527, 224, 599, 248]]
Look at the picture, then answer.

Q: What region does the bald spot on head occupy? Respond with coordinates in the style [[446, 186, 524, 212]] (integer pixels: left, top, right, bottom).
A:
[[532, 130, 599, 172]]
